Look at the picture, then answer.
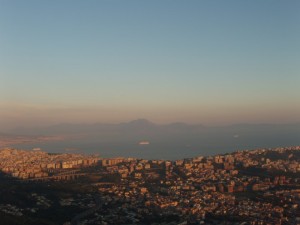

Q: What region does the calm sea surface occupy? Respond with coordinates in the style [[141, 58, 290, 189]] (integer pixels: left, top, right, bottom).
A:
[[12, 129, 300, 160]]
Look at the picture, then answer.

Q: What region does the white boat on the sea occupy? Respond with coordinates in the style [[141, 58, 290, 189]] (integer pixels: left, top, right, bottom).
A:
[[139, 141, 150, 145]]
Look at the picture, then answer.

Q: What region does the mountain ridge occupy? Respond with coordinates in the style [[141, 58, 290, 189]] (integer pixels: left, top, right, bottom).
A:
[[6, 120, 300, 136]]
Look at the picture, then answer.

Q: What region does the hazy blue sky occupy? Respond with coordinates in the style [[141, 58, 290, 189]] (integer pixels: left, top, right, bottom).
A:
[[0, 0, 299, 129]]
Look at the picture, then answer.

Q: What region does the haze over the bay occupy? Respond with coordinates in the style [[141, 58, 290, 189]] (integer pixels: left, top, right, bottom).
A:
[[1, 0, 300, 131]]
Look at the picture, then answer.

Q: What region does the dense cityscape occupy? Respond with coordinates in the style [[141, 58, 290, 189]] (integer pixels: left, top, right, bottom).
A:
[[0, 146, 299, 225]]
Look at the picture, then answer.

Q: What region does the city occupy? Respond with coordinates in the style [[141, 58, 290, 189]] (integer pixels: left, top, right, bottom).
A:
[[0, 146, 299, 225]]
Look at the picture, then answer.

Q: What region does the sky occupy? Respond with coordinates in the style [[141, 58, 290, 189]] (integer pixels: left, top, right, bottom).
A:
[[0, 0, 300, 130]]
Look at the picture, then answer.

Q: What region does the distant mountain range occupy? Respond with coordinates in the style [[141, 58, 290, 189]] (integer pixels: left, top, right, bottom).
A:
[[5, 119, 300, 147], [8, 119, 300, 136], [8, 119, 205, 136]]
